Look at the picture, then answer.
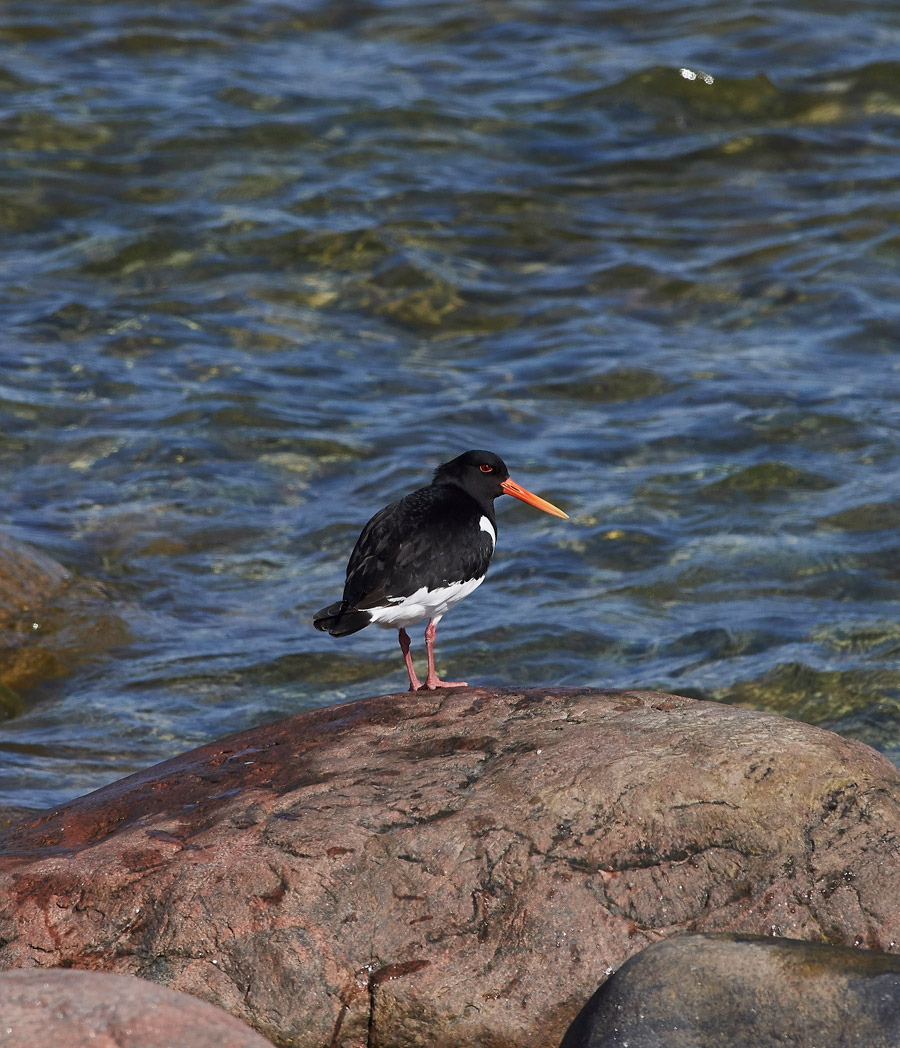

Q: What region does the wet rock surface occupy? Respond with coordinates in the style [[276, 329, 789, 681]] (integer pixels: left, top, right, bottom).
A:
[[0, 967, 274, 1048], [559, 932, 900, 1048], [1, 687, 899, 1048]]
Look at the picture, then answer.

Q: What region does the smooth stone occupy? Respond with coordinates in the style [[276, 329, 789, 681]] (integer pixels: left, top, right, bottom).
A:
[[559, 932, 900, 1048], [0, 967, 273, 1047]]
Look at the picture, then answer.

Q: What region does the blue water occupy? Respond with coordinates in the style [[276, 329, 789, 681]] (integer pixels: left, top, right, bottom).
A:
[[2, 0, 900, 815]]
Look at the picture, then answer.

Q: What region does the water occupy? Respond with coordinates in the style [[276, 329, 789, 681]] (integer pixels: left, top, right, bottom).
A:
[[2, 0, 900, 817]]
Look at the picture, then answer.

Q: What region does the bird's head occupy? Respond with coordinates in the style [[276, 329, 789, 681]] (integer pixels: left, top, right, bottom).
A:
[[433, 450, 568, 518]]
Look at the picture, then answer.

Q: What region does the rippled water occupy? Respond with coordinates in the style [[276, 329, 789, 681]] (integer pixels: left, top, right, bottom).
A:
[[2, 0, 900, 816]]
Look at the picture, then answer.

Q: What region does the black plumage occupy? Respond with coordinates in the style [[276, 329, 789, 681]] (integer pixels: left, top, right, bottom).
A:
[[316, 486, 494, 634]]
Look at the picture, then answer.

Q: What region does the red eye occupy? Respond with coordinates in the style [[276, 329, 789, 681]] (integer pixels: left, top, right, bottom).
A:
[[480, 464, 493, 473]]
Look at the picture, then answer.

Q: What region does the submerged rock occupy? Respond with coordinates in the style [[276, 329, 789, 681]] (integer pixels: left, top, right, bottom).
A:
[[559, 933, 900, 1048], [0, 532, 70, 716], [0, 532, 70, 626], [0, 968, 273, 1048], [0, 531, 129, 717], [1, 687, 899, 1048]]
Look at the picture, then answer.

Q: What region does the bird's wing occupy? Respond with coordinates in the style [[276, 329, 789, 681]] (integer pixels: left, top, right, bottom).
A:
[[342, 488, 492, 609], [341, 500, 409, 609]]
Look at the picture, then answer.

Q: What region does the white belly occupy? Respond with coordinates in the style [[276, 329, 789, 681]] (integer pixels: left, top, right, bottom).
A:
[[368, 575, 486, 629]]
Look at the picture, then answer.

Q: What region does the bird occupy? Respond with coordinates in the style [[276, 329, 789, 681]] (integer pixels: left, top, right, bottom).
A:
[[313, 449, 568, 691]]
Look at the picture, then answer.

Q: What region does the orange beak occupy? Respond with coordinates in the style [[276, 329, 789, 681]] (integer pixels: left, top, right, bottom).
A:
[[501, 477, 569, 519]]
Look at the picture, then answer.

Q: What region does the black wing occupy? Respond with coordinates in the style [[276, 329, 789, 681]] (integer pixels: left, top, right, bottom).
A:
[[342, 485, 494, 610]]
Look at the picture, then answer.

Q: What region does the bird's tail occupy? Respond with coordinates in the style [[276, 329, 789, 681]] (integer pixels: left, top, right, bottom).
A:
[[313, 600, 372, 637]]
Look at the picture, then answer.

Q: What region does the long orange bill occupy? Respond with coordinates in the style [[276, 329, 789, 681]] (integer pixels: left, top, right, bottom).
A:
[[501, 478, 569, 519]]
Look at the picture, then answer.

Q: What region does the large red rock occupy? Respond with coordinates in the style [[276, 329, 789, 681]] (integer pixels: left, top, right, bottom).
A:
[[1, 687, 899, 1048], [0, 968, 273, 1047]]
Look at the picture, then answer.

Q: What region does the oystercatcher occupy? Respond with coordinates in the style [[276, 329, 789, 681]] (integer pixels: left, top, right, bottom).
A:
[[313, 450, 568, 691]]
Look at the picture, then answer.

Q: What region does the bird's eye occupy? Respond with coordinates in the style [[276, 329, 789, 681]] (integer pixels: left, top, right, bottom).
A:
[[480, 464, 493, 473]]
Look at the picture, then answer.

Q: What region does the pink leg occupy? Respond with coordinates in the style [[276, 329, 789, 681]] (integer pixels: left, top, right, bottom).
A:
[[398, 629, 422, 692], [423, 619, 468, 690]]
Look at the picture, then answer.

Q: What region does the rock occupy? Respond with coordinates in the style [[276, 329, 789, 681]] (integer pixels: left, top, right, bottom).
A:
[[0, 805, 36, 833], [0, 531, 129, 716], [0, 532, 70, 626], [1, 687, 900, 1048], [0, 967, 273, 1047], [559, 932, 900, 1048], [0, 532, 70, 715]]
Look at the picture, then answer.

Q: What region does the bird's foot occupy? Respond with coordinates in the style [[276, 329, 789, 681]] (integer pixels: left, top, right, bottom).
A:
[[423, 676, 468, 690]]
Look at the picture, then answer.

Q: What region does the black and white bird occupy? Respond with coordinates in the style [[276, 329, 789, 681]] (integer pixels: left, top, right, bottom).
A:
[[313, 449, 568, 691]]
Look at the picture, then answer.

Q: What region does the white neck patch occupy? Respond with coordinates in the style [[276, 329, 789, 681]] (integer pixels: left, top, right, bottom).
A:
[[479, 515, 496, 548]]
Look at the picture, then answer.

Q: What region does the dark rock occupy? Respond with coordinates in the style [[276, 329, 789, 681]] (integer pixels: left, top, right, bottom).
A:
[[559, 932, 900, 1048], [0, 967, 273, 1047], [1, 687, 900, 1048]]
